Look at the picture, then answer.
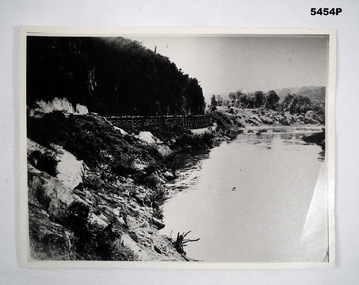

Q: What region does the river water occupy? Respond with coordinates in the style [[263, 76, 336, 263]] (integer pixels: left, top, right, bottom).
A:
[[161, 130, 327, 262]]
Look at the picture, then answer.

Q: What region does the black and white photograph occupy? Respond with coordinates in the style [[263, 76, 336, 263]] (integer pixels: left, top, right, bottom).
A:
[[21, 27, 335, 268]]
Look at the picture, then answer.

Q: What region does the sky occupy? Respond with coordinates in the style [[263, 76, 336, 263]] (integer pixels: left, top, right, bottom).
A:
[[129, 35, 329, 101]]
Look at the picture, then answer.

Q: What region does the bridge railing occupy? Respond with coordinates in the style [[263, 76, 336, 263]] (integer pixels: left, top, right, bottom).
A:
[[106, 115, 211, 129]]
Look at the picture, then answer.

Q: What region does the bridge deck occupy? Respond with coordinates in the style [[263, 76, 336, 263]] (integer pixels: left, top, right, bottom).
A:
[[106, 115, 211, 129]]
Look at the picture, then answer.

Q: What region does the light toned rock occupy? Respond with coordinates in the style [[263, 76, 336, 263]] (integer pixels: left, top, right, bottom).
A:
[[27, 138, 55, 157], [305, 110, 319, 121], [73, 188, 83, 196], [125, 215, 137, 227], [88, 213, 109, 229], [120, 234, 148, 259], [28, 163, 75, 221], [261, 116, 273, 124], [28, 140, 84, 191], [136, 131, 162, 145], [157, 144, 172, 156], [133, 161, 147, 171], [52, 145, 84, 190], [98, 213, 109, 223], [28, 97, 89, 117], [117, 216, 127, 226], [152, 217, 165, 229], [113, 126, 127, 135], [163, 171, 174, 180], [102, 206, 120, 217], [112, 208, 120, 216], [75, 103, 89, 115]]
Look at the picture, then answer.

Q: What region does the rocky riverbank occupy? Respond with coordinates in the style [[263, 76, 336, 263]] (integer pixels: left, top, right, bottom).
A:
[[27, 111, 215, 261], [212, 106, 323, 129], [26, 106, 324, 261]]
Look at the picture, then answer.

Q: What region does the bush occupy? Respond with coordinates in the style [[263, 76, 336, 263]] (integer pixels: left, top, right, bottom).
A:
[[66, 200, 90, 232], [28, 150, 58, 176], [175, 132, 214, 150], [112, 153, 137, 177]]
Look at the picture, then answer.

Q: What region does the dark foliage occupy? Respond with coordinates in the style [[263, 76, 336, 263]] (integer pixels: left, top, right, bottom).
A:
[[227, 88, 324, 122], [146, 124, 191, 145], [174, 132, 214, 150], [302, 129, 325, 150], [265, 90, 280, 110], [66, 201, 90, 232], [209, 111, 239, 138], [27, 36, 205, 116], [28, 150, 58, 176]]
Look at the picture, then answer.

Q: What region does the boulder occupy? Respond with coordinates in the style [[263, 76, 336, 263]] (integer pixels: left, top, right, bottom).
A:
[[75, 103, 89, 115], [305, 111, 320, 123], [28, 163, 75, 221], [157, 144, 172, 156], [152, 217, 165, 229], [136, 131, 160, 145], [113, 126, 128, 135], [28, 97, 89, 117], [88, 213, 109, 229], [163, 171, 174, 180], [53, 145, 84, 190]]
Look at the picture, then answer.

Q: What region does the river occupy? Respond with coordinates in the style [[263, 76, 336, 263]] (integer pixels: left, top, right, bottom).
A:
[[161, 129, 328, 263]]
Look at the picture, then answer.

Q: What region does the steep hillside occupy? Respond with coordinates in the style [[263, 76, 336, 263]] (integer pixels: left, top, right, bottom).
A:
[[27, 36, 205, 116]]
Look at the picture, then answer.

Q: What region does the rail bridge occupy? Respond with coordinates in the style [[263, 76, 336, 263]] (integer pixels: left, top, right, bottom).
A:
[[106, 114, 211, 129]]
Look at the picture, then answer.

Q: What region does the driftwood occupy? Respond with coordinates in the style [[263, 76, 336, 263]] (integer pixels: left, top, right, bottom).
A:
[[173, 231, 200, 255]]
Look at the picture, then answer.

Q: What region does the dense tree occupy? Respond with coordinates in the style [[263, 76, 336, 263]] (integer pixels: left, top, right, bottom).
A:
[[225, 86, 324, 123], [228, 90, 247, 108], [210, 95, 217, 107], [245, 93, 256, 108], [280, 93, 324, 115], [265, 90, 280, 110], [254, 91, 265, 108], [228, 90, 264, 109], [228, 92, 236, 103], [238, 93, 248, 107], [215, 95, 224, 106], [27, 36, 205, 116]]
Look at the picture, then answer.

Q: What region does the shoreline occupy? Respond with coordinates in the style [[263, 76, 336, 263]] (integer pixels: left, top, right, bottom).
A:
[[26, 109, 324, 262]]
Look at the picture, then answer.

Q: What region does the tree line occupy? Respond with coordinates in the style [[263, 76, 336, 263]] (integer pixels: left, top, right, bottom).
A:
[[27, 37, 205, 116], [210, 89, 325, 115]]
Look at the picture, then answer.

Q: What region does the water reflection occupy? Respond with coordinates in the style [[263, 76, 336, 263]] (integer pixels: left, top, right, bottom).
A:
[[161, 131, 325, 262]]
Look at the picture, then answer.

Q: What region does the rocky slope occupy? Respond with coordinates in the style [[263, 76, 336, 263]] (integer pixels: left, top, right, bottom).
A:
[[27, 111, 214, 261], [28, 155, 186, 261]]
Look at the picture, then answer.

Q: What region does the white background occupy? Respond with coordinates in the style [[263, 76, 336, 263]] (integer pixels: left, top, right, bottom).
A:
[[1, 0, 359, 284]]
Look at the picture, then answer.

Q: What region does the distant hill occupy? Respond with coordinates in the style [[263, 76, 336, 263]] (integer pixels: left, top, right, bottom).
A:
[[275, 86, 326, 102]]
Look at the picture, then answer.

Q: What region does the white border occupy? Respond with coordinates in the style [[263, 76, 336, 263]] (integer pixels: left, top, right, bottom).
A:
[[20, 26, 336, 269]]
